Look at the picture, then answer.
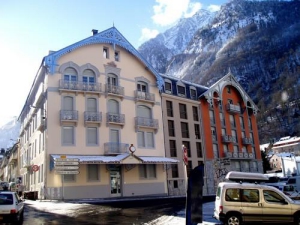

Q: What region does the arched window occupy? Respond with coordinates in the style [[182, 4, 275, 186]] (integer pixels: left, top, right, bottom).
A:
[[108, 99, 119, 114], [137, 105, 151, 118], [83, 69, 95, 84], [107, 73, 118, 86], [64, 68, 77, 82]]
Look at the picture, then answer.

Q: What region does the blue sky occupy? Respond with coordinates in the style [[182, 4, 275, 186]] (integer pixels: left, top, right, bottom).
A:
[[0, 0, 227, 127]]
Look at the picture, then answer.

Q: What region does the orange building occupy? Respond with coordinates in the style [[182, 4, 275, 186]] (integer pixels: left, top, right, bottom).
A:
[[198, 73, 262, 195]]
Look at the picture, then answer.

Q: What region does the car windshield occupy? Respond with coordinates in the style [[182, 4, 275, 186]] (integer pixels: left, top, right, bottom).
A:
[[0, 193, 13, 205]]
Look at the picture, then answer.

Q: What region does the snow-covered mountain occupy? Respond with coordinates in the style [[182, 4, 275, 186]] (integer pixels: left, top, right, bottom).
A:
[[0, 117, 20, 149], [138, 0, 300, 143]]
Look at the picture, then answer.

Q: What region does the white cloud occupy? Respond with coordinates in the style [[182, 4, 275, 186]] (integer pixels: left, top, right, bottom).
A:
[[139, 28, 159, 43], [152, 0, 202, 26], [207, 4, 221, 12]]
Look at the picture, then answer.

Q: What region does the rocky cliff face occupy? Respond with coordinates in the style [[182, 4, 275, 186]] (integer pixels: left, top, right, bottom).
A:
[[139, 0, 300, 142]]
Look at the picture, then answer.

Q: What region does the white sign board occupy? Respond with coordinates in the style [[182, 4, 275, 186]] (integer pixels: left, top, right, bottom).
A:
[[55, 161, 79, 166], [55, 158, 79, 162], [55, 166, 79, 170], [56, 170, 80, 175]]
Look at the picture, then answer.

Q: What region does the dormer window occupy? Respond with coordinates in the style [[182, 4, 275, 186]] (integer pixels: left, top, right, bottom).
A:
[[177, 85, 186, 97], [103, 47, 109, 59], [190, 88, 197, 100], [165, 81, 172, 94]]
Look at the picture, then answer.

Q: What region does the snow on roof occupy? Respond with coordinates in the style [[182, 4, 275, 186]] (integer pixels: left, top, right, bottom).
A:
[[273, 136, 300, 147]]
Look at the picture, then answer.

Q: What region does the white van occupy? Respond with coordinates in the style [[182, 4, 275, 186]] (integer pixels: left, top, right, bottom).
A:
[[287, 176, 300, 192], [214, 171, 300, 225]]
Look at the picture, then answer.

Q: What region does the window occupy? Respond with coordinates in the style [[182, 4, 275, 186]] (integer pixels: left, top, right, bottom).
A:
[[64, 68, 77, 82], [227, 86, 231, 93], [87, 127, 98, 145], [88, 164, 99, 181], [107, 73, 118, 86], [209, 110, 215, 124], [177, 85, 186, 97], [166, 101, 173, 117], [114, 51, 120, 61], [138, 131, 154, 148], [64, 174, 75, 182], [230, 115, 236, 128], [137, 81, 147, 92], [240, 116, 245, 129], [192, 106, 199, 121], [171, 164, 179, 178], [83, 69, 95, 84], [181, 122, 189, 138], [213, 144, 219, 158], [139, 164, 156, 179], [187, 161, 192, 177], [225, 188, 240, 201], [263, 190, 285, 203], [179, 103, 187, 119], [168, 120, 175, 137], [103, 47, 109, 59], [211, 127, 217, 141], [165, 81, 172, 93], [62, 126, 75, 145], [231, 130, 237, 143], [248, 118, 252, 130], [196, 142, 202, 158], [194, 124, 200, 139], [87, 98, 97, 112], [169, 140, 177, 157], [220, 113, 225, 126], [190, 88, 197, 100], [182, 141, 191, 157]]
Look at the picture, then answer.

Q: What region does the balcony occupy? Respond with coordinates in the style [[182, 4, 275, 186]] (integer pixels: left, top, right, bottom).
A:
[[226, 152, 253, 160], [104, 142, 129, 155], [36, 109, 46, 132], [242, 137, 253, 145], [33, 83, 45, 106], [106, 113, 125, 126], [221, 135, 236, 143], [59, 80, 102, 96], [105, 84, 124, 99], [60, 110, 78, 125], [135, 117, 159, 131], [84, 111, 102, 126], [226, 103, 241, 114], [135, 91, 155, 105]]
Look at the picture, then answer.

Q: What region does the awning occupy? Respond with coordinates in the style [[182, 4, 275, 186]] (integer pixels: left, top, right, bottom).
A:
[[50, 154, 179, 170]]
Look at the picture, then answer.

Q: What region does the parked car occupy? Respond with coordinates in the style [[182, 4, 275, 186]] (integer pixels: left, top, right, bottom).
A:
[[214, 171, 300, 225], [0, 191, 24, 224]]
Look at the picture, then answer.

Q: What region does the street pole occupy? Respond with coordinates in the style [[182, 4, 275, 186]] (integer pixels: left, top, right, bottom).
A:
[[62, 174, 64, 201]]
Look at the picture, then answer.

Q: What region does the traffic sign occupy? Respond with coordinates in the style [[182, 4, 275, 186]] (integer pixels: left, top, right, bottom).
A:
[[56, 170, 80, 175], [55, 158, 79, 162], [55, 166, 79, 170], [55, 161, 79, 166]]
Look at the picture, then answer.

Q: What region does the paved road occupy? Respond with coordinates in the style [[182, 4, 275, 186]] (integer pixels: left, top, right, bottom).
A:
[[23, 198, 221, 225]]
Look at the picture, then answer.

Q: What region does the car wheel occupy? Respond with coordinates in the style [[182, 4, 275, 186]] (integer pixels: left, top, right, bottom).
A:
[[226, 214, 242, 225], [294, 214, 300, 225]]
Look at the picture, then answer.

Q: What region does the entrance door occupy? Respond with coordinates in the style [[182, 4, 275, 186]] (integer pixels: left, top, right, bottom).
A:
[[110, 167, 121, 196]]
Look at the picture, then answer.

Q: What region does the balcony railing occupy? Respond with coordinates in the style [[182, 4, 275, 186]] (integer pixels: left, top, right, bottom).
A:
[[135, 91, 155, 104], [106, 113, 125, 125], [226, 103, 241, 114], [242, 137, 253, 145], [222, 135, 236, 143], [60, 110, 78, 124], [226, 152, 253, 160], [84, 111, 102, 126], [135, 117, 159, 130], [105, 84, 124, 98], [59, 80, 102, 94], [104, 142, 129, 155]]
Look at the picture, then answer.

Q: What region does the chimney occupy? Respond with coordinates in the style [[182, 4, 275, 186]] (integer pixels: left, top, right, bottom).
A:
[[92, 29, 98, 36]]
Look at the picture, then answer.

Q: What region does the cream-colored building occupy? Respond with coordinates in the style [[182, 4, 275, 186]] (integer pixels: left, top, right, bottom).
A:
[[18, 27, 178, 200]]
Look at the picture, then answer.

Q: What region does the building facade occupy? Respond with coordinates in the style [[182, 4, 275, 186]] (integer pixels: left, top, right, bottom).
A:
[[18, 27, 177, 200]]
